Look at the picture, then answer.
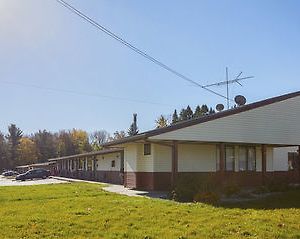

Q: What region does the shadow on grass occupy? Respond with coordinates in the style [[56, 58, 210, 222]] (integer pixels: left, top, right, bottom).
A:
[[218, 189, 300, 210]]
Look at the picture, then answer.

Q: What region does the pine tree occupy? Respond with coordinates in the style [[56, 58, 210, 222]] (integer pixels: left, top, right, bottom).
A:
[[201, 104, 209, 115], [128, 113, 139, 136], [155, 115, 168, 128], [209, 107, 215, 115], [6, 124, 23, 168], [179, 108, 187, 121], [186, 105, 193, 119], [193, 105, 202, 118], [172, 110, 179, 124]]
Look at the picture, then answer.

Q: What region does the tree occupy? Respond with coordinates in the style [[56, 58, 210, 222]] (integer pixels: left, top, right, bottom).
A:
[[57, 130, 75, 156], [193, 105, 202, 118], [179, 108, 187, 121], [90, 130, 110, 150], [209, 107, 215, 115], [200, 104, 209, 115], [71, 129, 92, 154], [0, 132, 9, 170], [172, 110, 179, 124], [33, 130, 58, 162], [6, 124, 23, 168], [128, 113, 138, 136], [186, 105, 193, 120], [109, 131, 126, 141], [17, 137, 38, 165], [155, 115, 169, 128]]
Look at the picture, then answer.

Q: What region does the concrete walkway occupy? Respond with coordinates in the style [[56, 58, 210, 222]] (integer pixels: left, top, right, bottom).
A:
[[52, 176, 168, 199]]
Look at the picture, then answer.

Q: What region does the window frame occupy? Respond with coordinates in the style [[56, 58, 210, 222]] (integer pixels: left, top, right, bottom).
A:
[[143, 143, 151, 156], [225, 145, 235, 171], [238, 146, 256, 172]]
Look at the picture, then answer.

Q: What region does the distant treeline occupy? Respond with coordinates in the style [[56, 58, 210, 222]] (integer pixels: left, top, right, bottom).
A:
[[0, 124, 125, 170], [155, 104, 215, 128]]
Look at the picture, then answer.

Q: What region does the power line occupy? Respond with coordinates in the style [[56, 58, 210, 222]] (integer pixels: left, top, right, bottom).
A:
[[0, 81, 175, 107], [55, 0, 229, 100]]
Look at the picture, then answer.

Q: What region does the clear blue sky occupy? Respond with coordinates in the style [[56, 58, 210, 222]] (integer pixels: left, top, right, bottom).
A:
[[0, 0, 299, 135]]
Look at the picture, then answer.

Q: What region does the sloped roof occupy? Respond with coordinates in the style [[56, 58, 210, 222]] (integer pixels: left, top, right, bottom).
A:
[[48, 148, 123, 161], [103, 90, 300, 146]]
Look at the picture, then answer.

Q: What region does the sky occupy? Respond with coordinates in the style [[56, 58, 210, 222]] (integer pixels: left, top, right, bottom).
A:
[[0, 0, 300, 136]]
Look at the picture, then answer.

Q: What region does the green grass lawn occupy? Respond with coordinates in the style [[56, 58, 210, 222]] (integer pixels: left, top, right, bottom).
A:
[[0, 183, 300, 239]]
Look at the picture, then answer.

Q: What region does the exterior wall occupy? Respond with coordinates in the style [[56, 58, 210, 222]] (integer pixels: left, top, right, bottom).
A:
[[96, 152, 121, 171], [153, 144, 172, 172], [122, 142, 300, 190], [150, 95, 300, 145], [57, 151, 123, 185], [178, 144, 217, 172], [273, 146, 298, 171]]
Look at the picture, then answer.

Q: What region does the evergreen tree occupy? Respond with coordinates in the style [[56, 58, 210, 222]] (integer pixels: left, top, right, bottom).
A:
[[179, 108, 187, 121], [155, 115, 168, 128], [209, 107, 215, 115], [186, 105, 193, 119], [193, 105, 202, 118], [128, 113, 139, 136], [33, 130, 58, 162], [201, 104, 209, 115], [6, 124, 23, 168], [172, 110, 179, 124], [0, 132, 8, 170]]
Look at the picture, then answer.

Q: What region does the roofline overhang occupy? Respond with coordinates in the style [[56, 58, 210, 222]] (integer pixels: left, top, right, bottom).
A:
[[103, 90, 300, 147]]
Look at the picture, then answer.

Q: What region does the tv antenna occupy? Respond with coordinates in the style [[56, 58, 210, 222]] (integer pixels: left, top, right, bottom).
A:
[[203, 67, 254, 109]]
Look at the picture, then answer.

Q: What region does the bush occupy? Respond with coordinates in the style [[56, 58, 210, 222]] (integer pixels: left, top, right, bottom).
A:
[[171, 174, 219, 202], [193, 191, 220, 204], [223, 181, 240, 197]]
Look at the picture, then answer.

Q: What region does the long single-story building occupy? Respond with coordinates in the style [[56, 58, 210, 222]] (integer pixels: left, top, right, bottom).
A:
[[16, 161, 58, 175], [102, 91, 300, 190], [49, 148, 124, 185]]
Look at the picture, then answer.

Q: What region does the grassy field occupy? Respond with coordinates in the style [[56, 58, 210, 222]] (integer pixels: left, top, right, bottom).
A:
[[0, 183, 300, 239]]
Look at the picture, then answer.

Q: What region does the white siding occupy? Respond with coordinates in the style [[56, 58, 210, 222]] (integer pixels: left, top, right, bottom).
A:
[[178, 144, 217, 172], [273, 146, 298, 171], [150, 96, 300, 145], [136, 144, 154, 172], [124, 144, 138, 172], [96, 152, 121, 171], [153, 144, 172, 172]]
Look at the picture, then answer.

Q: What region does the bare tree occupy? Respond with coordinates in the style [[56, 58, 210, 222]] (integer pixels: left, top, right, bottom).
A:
[[90, 130, 110, 150]]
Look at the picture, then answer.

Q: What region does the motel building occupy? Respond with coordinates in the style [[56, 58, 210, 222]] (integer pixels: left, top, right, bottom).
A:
[[53, 91, 300, 190]]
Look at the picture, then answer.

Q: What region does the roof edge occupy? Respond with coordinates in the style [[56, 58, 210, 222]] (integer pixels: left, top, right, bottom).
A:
[[103, 90, 300, 147]]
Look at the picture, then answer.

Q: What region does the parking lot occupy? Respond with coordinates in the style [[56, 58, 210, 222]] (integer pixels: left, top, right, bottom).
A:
[[0, 176, 66, 186]]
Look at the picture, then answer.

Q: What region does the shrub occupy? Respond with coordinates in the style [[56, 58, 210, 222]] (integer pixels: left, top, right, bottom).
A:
[[222, 181, 241, 197], [171, 174, 219, 202], [193, 191, 220, 204]]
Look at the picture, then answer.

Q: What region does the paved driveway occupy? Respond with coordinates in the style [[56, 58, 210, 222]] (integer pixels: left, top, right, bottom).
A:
[[0, 176, 66, 186]]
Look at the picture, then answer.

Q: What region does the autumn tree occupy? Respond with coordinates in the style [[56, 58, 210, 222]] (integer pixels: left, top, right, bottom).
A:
[[17, 137, 38, 165], [6, 124, 23, 168], [109, 131, 126, 141], [70, 129, 92, 154], [57, 130, 75, 156], [90, 130, 110, 150], [155, 115, 169, 128]]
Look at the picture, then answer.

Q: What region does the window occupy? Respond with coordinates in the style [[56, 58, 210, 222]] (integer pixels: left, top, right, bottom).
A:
[[288, 152, 298, 170], [239, 146, 256, 171], [225, 146, 235, 171], [144, 143, 151, 155], [111, 160, 115, 168]]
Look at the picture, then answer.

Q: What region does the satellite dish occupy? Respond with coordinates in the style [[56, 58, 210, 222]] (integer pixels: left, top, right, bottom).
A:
[[216, 103, 225, 112], [234, 95, 247, 106]]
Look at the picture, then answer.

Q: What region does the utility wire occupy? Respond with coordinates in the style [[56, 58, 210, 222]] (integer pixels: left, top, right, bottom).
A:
[[55, 0, 229, 100], [0, 81, 174, 107]]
